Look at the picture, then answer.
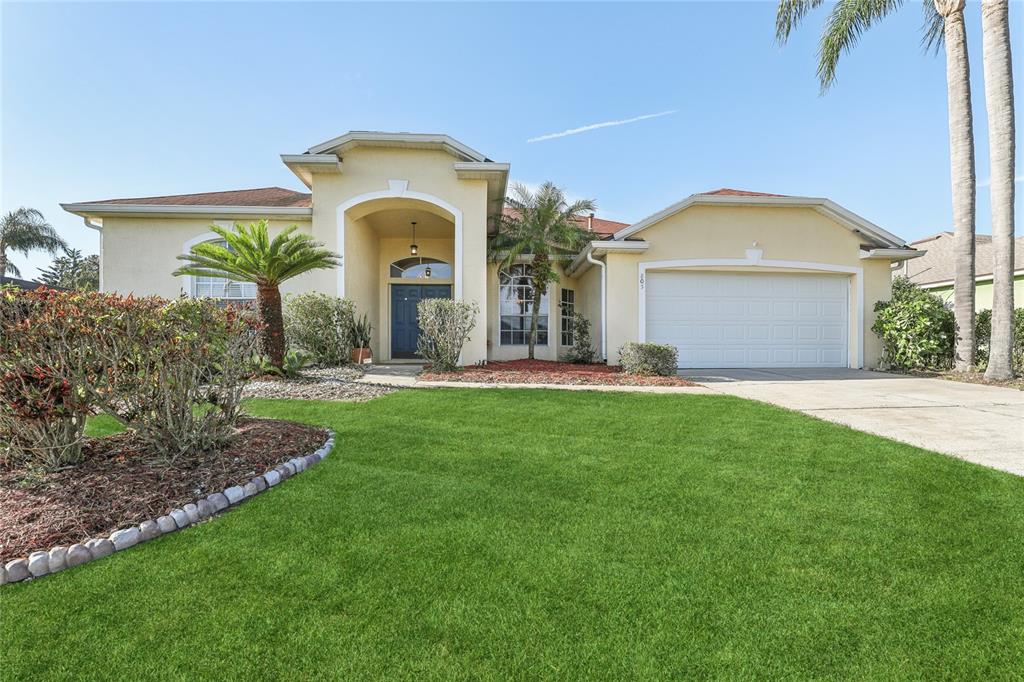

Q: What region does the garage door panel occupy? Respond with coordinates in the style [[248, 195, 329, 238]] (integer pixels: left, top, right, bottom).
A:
[[645, 271, 849, 368]]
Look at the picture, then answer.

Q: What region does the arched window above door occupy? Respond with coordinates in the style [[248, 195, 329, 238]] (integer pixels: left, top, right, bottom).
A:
[[389, 257, 452, 280]]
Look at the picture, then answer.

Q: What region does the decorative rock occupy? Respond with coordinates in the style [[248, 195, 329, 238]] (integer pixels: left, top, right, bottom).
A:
[[207, 492, 229, 511], [156, 515, 178, 533], [184, 503, 200, 523], [196, 498, 215, 519], [264, 469, 281, 487], [224, 486, 245, 505], [48, 546, 68, 573], [170, 508, 190, 529], [291, 457, 306, 472], [110, 527, 140, 551], [28, 551, 50, 577], [138, 520, 161, 541], [86, 538, 114, 559], [251, 475, 267, 493], [66, 544, 91, 568], [242, 482, 258, 498], [0, 566, 7, 585], [5, 559, 29, 582], [277, 463, 294, 479], [305, 454, 318, 467]]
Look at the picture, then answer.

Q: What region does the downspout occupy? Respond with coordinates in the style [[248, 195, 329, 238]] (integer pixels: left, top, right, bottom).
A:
[[586, 249, 607, 362]]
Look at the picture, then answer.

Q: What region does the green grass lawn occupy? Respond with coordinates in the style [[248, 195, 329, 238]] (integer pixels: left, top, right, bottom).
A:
[[3, 390, 1023, 680]]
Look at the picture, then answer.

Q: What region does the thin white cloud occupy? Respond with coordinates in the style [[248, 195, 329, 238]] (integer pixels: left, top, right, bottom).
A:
[[978, 174, 1024, 187], [527, 110, 678, 143]]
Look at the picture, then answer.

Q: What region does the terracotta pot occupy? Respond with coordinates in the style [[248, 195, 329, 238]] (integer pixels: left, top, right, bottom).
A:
[[351, 347, 372, 364]]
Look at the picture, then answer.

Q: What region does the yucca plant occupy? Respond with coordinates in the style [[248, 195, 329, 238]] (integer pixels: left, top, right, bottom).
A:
[[174, 220, 339, 369]]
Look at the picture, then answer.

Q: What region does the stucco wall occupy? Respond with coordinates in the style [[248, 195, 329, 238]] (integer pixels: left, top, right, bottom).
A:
[[99, 217, 317, 299], [599, 205, 894, 368], [577, 265, 604, 360], [926, 276, 1024, 312], [312, 147, 490, 364]]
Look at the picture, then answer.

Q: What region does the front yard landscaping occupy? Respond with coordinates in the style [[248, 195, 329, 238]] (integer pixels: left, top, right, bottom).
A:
[[420, 359, 697, 386], [2, 389, 1021, 679]]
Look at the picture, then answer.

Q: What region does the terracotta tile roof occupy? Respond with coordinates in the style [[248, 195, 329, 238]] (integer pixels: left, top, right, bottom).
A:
[[85, 187, 312, 208], [700, 188, 789, 198], [499, 207, 628, 237]]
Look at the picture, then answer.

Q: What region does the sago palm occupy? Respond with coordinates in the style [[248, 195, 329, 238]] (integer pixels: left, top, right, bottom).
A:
[[776, 0, 978, 369], [174, 220, 339, 369], [981, 0, 1015, 380], [491, 182, 595, 359], [0, 207, 66, 279]]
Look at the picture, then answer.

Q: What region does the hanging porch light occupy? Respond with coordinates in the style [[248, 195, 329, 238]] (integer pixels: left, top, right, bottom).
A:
[[409, 221, 418, 256]]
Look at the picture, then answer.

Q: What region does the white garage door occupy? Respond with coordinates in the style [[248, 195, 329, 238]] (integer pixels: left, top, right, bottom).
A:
[[644, 271, 849, 368]]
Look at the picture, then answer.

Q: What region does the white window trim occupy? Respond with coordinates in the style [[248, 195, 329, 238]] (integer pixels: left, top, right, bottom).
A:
[[498, 264, 550, 347], [637, 251, 864, 368], [560, 288, 575, 347], [180, 231, 256, 301]]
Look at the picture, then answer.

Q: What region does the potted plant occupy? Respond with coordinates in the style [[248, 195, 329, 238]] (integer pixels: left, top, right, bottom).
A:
[[350, 313, 373, 364]]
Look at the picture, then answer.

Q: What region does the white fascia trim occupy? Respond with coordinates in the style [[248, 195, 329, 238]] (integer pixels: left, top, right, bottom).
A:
[[860, 248, 926, 261], [452, 162, 510, 175], [61, 203, 312, 219], [307, 131, 487, 162], [335, 180, 464, 301], [566, 240, 650, 276], [636, 256, 865, 368], [280, 154, 343, 188], [612, 194, 907, 249], [918, 268, 1024, 289]]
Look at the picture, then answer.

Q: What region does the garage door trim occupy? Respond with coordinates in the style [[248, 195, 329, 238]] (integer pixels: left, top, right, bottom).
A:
[[637, 256, 864, 368]]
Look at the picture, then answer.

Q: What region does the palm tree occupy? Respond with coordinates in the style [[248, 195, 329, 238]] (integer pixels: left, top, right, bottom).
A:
[[174, 220, 339, 369], [981, 0, 1015, 381], [0, 207, 66, 279], [776, 0, 977, 370], [491, 182, 595, 359]]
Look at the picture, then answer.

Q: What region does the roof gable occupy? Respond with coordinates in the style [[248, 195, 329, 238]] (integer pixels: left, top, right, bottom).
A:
[[305, 131, 490, 162]]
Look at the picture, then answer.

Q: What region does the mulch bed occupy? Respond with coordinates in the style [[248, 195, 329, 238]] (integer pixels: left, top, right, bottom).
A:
[[0, 418, 328, 562], [419, 359, 697, 387]]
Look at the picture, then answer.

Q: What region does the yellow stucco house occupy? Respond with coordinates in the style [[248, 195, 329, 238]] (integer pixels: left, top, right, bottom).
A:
[[62, 131, 923, 369]]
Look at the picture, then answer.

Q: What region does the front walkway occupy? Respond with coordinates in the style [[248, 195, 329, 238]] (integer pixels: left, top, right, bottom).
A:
[[679, 368, 1024, 476]]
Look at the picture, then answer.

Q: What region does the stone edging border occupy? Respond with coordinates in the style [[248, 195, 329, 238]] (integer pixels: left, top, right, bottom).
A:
[[0, 429, 335, 587]]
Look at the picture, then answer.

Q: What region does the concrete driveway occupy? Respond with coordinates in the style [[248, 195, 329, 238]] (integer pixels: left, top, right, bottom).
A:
[[679, 368, 1024, 476]]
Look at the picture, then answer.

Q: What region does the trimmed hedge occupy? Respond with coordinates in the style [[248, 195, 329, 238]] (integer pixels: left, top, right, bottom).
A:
[[619, 342, 678, 376], [872, 277, 955, 371], [283, 293, 355, 366]]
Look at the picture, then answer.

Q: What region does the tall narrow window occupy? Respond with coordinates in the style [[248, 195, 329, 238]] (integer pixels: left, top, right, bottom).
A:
[[190, 239, 257, 303], [560, 288, 575, 346], [499, 264, 548, 345]]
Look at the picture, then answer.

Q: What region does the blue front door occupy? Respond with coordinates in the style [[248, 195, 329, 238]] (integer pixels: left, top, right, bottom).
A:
[[391, 284, 452, 358]]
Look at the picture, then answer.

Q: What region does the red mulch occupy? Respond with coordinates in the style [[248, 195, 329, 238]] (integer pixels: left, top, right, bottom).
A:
[[420, 359, 697, 387], [0, 418, 328, 561]]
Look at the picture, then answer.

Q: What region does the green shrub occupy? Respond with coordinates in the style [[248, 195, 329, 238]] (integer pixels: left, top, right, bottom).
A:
[[351, 313, 373, 349], [872, 277, 955, 371], [618, 342, 678, 376], [562, 311, 596, 364], [283, 293, 355, 366], [416, 299, 478, 371], [975, 307, 1024, 374]]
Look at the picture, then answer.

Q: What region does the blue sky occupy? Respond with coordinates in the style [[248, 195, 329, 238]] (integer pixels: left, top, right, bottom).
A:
[[2, 1, 1021, 278]]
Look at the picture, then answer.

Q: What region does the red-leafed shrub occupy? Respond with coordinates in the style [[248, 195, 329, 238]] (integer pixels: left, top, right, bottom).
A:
[[0, 288, 259, 468]]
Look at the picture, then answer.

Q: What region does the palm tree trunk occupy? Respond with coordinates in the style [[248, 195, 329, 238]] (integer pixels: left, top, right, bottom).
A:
[[938, 0, 978, 371], [981, 0, 1016, 381], [528, 282, 542, 360], [256, 284, 286, 369]]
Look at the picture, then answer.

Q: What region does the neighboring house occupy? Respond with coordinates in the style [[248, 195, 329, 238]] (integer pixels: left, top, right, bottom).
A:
[[892, 232, 1024, 311], [62, 131, 922, 369], [0, 276, 53, 291]]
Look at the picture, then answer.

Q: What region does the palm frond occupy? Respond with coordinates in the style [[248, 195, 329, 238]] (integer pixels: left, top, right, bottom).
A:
[[817, 0, 904, 92], [0, 207, 66, 256], [775, 0, 827, 44], [921, 0, 944, 53]]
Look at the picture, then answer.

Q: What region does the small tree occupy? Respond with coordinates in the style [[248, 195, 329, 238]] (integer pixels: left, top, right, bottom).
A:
[[174, 220, 339, 369], [563, 311, 596, 364], [38, 247, 99, 291], [491, 183, 595, 359], [872, 277, 955, 370], [416, 299, 478, 371]]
